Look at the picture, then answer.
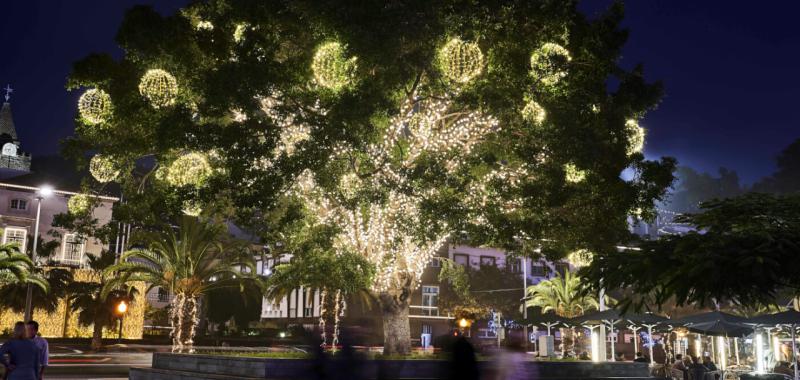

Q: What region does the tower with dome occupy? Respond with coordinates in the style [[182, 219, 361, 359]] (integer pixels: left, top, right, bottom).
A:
[[0, 85, 32, 177]]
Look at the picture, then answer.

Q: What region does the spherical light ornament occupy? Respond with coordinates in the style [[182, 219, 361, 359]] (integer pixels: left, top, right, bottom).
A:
[[339, 173, 360, 198], [625, 119, 645, 155], [233, 23, 248, 43], [564, 163, 586, 183], [196, 20, 214, 31], [438, 38, 484, 84], [312, 42, 358, 91], [138, 69, 179, 109], [89, 154, 121, 183], [68, 194, 92, 215], [530, 42, 572, 85], [567, 249, 593, 268], [78, 89, 112, 125], [165, 152, 212, 187], [522, 100, 547, 126]]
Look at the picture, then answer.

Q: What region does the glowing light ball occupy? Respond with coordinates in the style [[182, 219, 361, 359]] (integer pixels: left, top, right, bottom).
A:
[[567, 249, 593, 268], [196, 20, 214, 31], [339, 173, 360, 198], [522, 100, 547, 126], [165, 152, 212, 187], [312, 42, 358, 91], [68, 194, 92, 215], [78, 89, 112, 125], [233, 23, 248, 43], [438, 38, 484, 84], [530, 42, 572, 85], [89, 154, 121, 183], [625, 119, 645, 155], [138, 69, 179, 108], [564, 163, 586, 183]]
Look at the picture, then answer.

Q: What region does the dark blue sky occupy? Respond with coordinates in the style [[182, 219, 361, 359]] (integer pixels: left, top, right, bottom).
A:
[[2, 1, 798, 184]]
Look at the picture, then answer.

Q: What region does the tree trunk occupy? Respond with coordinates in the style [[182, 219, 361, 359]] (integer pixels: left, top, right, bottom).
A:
[[379, 291, 411, 355], [169, 294, 183, 352], [177, 295, 199, 353], [62, 296, 71, 338], [91, 320, 103, 350]]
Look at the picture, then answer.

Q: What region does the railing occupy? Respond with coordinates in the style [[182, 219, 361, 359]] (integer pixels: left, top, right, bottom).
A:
[[409, 305, 453, 318]]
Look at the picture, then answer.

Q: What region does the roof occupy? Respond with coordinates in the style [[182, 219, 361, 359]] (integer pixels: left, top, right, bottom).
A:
[[0, 102, 17, 140]]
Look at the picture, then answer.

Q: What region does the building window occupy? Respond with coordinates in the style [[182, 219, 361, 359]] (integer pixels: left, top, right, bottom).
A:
[[428, 257, 441, 267], [453, 253, 469, 267], [478, 328, 497, 339], [530, 263, 547, 277], [555, 262, 570, 277], [9, 199, 27, 211], [480, 256, 496, 267], [2, 227, 26, 250], [422, 324, 432, 335], [507, 258, 521, 273], [61, 234, 85, 264], [421, 285, 439, 316]]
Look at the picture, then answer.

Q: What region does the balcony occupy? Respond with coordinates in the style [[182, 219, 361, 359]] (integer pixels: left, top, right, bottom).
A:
[[409, 305, 453, 319]]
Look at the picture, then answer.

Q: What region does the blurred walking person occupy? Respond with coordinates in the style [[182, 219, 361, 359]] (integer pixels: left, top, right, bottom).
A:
[[25, 322, 47, 380], [0, 322, 41, 380]]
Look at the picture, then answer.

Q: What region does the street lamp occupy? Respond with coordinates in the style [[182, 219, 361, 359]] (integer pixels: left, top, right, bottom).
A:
[[117, 300, 128, 344], [23, 185, 54, 322]]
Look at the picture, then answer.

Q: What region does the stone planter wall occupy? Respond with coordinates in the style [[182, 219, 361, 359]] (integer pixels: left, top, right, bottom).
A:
[[129, 352, 654, 380]]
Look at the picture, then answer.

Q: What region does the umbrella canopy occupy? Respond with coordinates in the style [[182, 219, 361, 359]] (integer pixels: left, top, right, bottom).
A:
[[571, 309, 625, 325], [626, 312, 670, 325], [746, 310, 800, 326], [685, 320, 753, 337], [522, 311, 569, 326], [669, 311, 749, 326]]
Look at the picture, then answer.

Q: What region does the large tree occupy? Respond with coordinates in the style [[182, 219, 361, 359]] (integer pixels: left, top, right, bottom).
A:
[[753, 138, 800, 194], [68, 1, 673, 354], [581, 193, 800, 311]]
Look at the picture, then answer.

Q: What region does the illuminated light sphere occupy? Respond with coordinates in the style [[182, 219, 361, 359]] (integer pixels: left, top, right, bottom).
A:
[[521, 100, 547, 126], [89, 154, 121, 183], [311, 42, 358, 91], [438, 38, 484, 84], [339, 173, 360, 198], [165, 152, 212, 187], [138, 69, 179, 109], [78, 89, 112, 125], [530, 42, 572, 85], [196, 20, 214, 31], [625, 119, 646, 155], [68, 194, 92, 215], [182, 200, 202, 216], [567, 249, 593, 268], [564, 163, 586, 183]]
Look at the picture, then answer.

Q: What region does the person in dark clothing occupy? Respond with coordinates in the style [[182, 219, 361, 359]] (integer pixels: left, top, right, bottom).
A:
[[633, 351, 650, 363], [688, 356, 708, 380], [449, 336, 479, 380], [703, 356, 718, 371], [0, 322, 41, 380]]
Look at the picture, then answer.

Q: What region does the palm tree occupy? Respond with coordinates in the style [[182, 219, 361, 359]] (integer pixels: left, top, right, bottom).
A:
[[0, 243, 48, 294], [524, 271, 599, 356], [105, 216, 262, 353], [69, 250, 136, 350]]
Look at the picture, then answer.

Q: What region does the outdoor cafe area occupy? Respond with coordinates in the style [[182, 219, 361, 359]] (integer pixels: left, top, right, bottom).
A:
[[523, 309, 800, 380]]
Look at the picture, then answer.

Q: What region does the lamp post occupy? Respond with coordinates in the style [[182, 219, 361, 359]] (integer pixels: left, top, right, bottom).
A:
[[23, 185, 53, 322], [117, 300, 128, 344]]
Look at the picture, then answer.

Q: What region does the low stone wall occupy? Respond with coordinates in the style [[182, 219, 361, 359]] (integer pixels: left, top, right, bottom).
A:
[[130, 352, 653, 380]]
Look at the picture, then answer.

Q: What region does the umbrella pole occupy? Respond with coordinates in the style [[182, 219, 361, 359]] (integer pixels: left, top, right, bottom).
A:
[[610, 321, 616, 362], [630, 326, 640, 356], [648, 325, 654, 365], [734, 337, 740, 366], [792, 324, 797, 380]]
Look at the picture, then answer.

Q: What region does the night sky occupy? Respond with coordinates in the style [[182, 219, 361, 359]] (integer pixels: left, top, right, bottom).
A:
[[1, 1, 798, 184]]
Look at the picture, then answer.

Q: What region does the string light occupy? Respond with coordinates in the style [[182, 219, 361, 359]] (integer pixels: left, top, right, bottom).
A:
[[522, 99, 547, 126], [89, 154, 121, 183], [625, 119, 645, 155], [68, 194, 92, 215], [564, 163, 586, 183], [165, 152, 212, 187], [138, 69, 178, 109], [78, 89, 112, 125], [312, 42, 358, 91], [233, 23, 248, 43], [530, 42, 572, 85], [438, 37, 484, 84]]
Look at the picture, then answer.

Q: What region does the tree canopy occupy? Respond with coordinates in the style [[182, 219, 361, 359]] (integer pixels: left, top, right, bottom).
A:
[[581, 193, 800, 311]]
